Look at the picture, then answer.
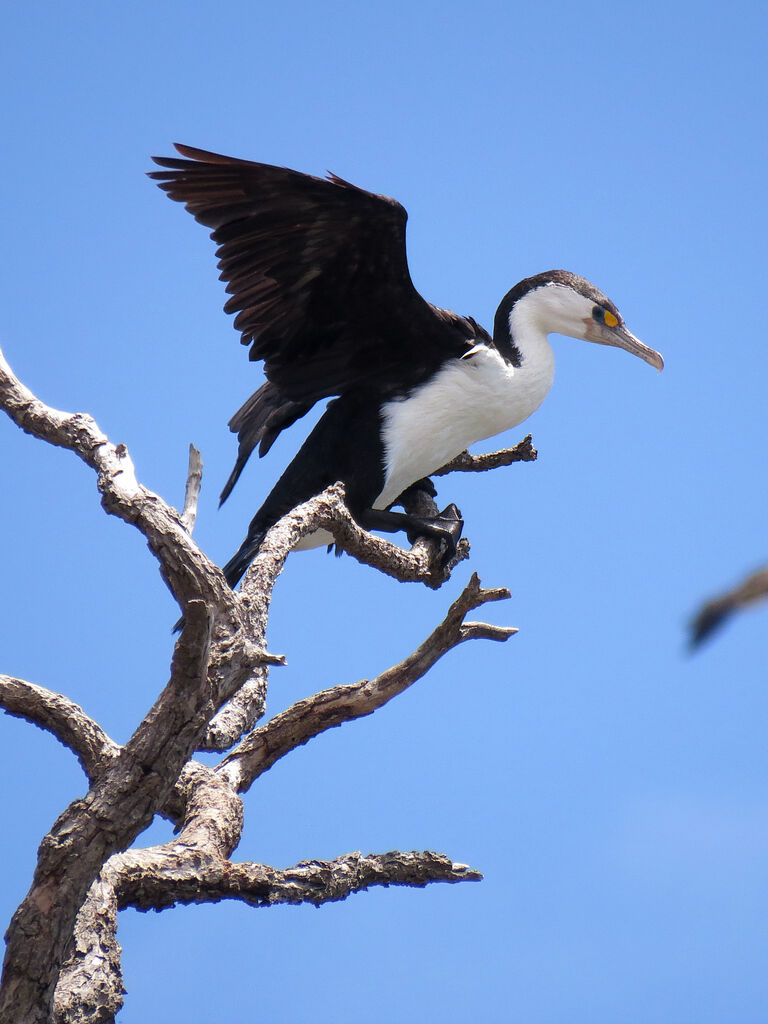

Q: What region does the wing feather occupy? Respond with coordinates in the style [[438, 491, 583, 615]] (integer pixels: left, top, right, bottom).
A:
[[149, 144, 490, 499], [149, 143, 481, 401]]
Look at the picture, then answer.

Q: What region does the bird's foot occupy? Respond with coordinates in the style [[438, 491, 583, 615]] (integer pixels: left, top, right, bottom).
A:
[[407, 503, 464, 568]]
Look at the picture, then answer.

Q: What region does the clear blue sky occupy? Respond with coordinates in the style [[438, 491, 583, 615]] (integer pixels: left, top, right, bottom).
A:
[[2, 1, 767, 1021]]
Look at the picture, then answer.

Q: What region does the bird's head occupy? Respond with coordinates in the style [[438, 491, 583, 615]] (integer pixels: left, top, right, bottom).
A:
[[494, 270, 664, 371]]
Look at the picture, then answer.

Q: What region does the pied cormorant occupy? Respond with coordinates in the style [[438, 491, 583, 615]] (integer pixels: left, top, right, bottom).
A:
[[150, 144, 663, 586]]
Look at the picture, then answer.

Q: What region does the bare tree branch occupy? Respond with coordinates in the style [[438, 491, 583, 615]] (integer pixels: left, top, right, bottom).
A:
[[200, 666, 269, 752], [0, 346, 233, 620], [117, 849, 482, 913], [218, 573, 515, 793], [180, 443, 203, 534], [247, 483, 470, 593], [0, 676, 119, 780], [200, 484, 471, 753], [689, 565, 768, 648], [433, 434, 537, 475], [0, 343, 524, 1023]]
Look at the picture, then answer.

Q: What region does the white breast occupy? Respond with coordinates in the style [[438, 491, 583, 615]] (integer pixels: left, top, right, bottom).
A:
[[376, 342, 554, 509]]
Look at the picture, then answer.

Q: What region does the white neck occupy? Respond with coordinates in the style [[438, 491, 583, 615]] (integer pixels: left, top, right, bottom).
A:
[[506, 297, 556, 399]]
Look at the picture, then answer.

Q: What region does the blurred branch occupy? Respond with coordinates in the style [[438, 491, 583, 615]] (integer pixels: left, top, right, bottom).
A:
[[689, 565, 768, 648]]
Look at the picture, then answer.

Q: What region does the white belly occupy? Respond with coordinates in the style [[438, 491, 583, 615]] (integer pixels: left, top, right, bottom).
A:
[[376, 344, 554, 509]]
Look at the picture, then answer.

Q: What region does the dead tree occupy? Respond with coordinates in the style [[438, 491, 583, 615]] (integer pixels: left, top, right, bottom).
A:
[[0, 344, 535, 1023]]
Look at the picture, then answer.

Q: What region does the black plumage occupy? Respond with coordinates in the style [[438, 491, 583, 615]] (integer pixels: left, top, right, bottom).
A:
[[150, 144, 489, 507], [150, 144, 662, 591]]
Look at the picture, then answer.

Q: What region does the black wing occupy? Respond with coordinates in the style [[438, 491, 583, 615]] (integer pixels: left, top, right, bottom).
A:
[[149, 144, 484, 500], [149, 144, 480, 397]]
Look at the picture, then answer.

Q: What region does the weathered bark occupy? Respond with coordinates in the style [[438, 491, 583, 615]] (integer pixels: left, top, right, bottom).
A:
[[0, 343, 528, 1023], [0, 676, 119, 780], [217, 573, 515, 793]]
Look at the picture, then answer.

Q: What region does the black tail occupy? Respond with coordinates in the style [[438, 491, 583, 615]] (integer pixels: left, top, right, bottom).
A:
[[220, 382, 311, 506], [221, 528, 268, 589]]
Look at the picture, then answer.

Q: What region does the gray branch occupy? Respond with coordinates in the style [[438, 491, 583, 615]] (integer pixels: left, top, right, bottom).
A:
[[218, 573, 515, 793], [117, 849, 482, 913], [0, 343, 524, 1024], [0, 675, 119, 781], [180, 443, 203, 534], [433, 433, 537, 475], [200, 483, 471, 752]]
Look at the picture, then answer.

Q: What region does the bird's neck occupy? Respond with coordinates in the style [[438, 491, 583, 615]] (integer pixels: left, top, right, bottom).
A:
[[501, 302, 556, 401]]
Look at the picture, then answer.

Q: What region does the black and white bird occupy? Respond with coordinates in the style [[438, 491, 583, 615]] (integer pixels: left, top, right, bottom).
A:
[[150, 144, 663, 586]]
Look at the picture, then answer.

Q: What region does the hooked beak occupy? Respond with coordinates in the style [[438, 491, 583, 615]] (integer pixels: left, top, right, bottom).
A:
[[587, 321, 664, 372]]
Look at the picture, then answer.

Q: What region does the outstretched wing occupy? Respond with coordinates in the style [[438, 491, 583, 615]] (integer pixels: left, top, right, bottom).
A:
[[149, 144, 477, 403]]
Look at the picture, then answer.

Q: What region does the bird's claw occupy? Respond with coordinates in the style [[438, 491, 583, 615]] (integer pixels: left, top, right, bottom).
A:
[[407, 503, 464, 568]]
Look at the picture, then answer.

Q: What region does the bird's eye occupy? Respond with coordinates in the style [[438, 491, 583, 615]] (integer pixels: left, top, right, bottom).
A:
[[592, 306, 619, 328]]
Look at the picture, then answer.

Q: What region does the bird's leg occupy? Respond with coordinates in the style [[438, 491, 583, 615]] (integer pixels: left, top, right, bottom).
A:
[[396, 476, 438, 506], [357, 504, 464, 567]]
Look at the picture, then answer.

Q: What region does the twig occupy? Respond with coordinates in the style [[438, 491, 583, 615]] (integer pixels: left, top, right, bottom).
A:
[[433, 434, 537, 475], [181, 443, 203, 534]]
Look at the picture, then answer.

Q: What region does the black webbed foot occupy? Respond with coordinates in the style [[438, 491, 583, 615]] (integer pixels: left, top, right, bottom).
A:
[[356, 504, 464, 568], [406, 503, 464, 567]]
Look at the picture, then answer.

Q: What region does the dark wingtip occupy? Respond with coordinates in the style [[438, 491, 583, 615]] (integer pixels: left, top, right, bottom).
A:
[[172, 142, 255, 165], [219, 453, 250, 506], [148, 142, 255, 177]]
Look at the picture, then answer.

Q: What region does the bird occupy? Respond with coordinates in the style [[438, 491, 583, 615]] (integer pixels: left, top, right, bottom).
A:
[[149, 144, 664, 588]]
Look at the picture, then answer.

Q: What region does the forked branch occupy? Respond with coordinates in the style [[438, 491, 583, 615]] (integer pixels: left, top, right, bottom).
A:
[[0, 341, 523, 1024], [218, 573, 515, 793]]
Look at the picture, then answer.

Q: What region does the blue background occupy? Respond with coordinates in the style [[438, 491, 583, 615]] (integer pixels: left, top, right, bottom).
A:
[[1, 1, 767, 1021]]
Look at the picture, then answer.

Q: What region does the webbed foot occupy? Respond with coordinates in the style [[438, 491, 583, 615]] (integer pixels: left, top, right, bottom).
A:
[[407, 503, 464, 567]]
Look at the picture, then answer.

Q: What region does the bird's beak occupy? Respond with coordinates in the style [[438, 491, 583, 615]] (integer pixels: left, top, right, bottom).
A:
[[587, 321, 664, 371]]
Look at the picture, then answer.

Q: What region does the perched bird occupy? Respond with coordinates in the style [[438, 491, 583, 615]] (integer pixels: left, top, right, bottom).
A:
[[150, 144, 663, 587]]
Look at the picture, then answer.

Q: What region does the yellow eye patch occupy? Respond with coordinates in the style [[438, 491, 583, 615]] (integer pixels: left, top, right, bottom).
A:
[[604, 310, 619, 328]]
